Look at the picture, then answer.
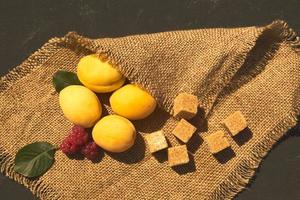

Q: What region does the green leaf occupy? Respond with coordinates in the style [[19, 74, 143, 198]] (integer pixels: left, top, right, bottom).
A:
[[52, 70, 82, 92], [14, 142, 56, 178]]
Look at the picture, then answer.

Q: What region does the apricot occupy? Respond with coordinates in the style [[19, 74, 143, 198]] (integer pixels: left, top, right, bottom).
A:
[[92, 115, 136, 152], [77, 54, 125, 93], [109, 84, 157, 120], [59, 85, 102, 128]]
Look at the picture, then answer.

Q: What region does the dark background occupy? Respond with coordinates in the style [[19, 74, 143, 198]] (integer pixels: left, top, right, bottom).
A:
[[0, 0, 299, 199]]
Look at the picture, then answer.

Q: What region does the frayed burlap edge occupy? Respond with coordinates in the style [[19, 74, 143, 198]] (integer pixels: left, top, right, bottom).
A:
[[207, 20, 300, 200], [58, 21, 300, 199], [57, 21, 300, 116], [208, 113, 299, 200], [207, 21, 294, 118], [0, 39, 63, 200], [0, 20, 299, 200], [57, 27, 262, 114]]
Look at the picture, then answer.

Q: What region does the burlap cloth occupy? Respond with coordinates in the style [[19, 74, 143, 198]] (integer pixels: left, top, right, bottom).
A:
[[0, 20, 299, 200]]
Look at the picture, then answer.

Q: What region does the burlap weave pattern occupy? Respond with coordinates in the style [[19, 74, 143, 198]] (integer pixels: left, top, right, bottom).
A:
[[0, 20, 299, 199]]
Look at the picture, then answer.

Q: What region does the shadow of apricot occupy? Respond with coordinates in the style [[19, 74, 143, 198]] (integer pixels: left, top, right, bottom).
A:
[[213, 148, 236, 164], [133, 107, 170, 133], [96, 93, 112, 107], [94, 78, 145, 108], [172, 154, 196, 175], [233, 127, 253, 146], [106, 133, 145, 164], [96, 90, 170, 133]]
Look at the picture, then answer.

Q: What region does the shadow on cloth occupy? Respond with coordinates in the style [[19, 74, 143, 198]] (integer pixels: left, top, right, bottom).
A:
[[95, 91, 170, 164], [235, 119, 300, 199], [206, 25, 282, 118], [233, 127, 253, 146], [213, 148, 236, 164], [67, 150, 105, 164], [97, 91, 170, 132], [134, 107, 170, 133], [152, 138, 172, 163], [152, 150, 168, 163], [171, 154, 196, 175], [106, 133, 146, 164], [186, 133, 204, 154], [190, 107, 208, 133]]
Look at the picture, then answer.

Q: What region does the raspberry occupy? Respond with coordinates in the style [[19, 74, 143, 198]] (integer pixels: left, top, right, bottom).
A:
[[60, 137, 80, 155], [60, 125, 89, 156], [69, 125, 89, 146], [81, 142, 101, 160]]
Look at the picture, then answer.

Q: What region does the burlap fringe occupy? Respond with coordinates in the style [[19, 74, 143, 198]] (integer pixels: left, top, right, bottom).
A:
[[0, 40, 62, 200], [0, 38, 61, 92], [0, 20, 299, 200], [209, 113, 299, 200], [0, 147, 61, 199], [207, 20, 300, 119], [208, 20, 300, 200], [58, 30, 262, 114], [58, 21, 300, 115], [59, 32, 163, 110]]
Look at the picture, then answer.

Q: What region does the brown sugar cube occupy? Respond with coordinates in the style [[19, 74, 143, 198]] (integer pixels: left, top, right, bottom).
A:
[[173, 93, 198, 119], [223, 111, 247, 136], [172, 119, 197, 143], [205, 131, 230, 154], [168, 145, 189, 167], [145, 131, 168, 153]]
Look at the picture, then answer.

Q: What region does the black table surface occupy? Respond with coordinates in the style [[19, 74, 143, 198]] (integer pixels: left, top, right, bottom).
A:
[[0, 1, 299, 199]]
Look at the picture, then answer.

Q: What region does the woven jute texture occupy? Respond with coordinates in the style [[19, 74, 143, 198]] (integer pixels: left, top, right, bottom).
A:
[[0, 20, 299, 200]]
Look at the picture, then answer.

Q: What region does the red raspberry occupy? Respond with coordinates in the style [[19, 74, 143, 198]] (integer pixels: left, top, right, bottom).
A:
[[60, 125, 89, 156], [60, 137, 80, 155], [69, 125, 89, 146], [81, 142, 101, 160]]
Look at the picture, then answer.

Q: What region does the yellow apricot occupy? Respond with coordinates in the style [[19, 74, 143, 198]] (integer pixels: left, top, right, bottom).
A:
[[110, 84, 157, 120], [59, 85, 102, 128], [92, 115, 136, 153], [80, 76, 126, 93], [77, 54, 125, 93]]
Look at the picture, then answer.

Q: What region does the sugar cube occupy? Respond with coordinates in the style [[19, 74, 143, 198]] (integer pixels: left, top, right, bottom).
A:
[[205, 131, 230, 154], [168, 145, 190, 167], [145, 131, 168, 153], [173, 93, 198, 119], [224, 111, 247, 136], [172, 119, 197, 143]]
